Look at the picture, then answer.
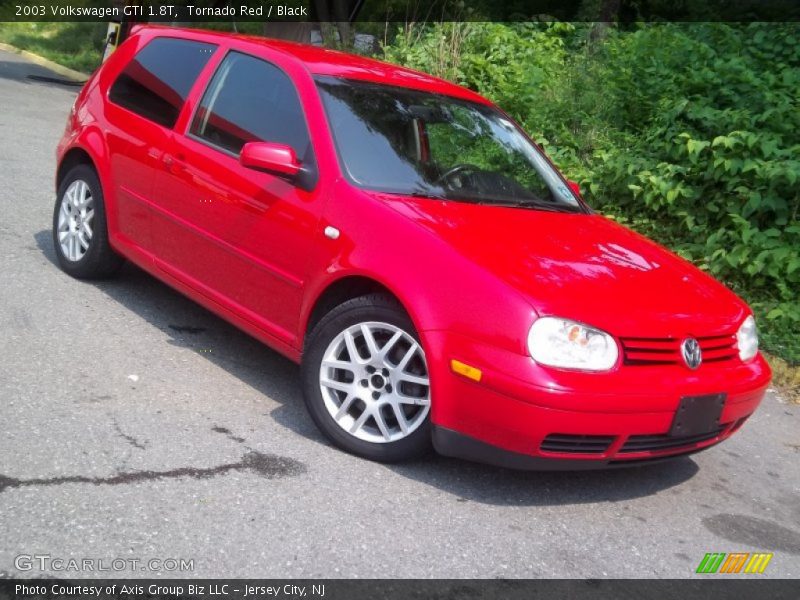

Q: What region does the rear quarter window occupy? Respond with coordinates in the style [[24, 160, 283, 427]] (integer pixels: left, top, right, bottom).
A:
[[109, 37, 216, 128]]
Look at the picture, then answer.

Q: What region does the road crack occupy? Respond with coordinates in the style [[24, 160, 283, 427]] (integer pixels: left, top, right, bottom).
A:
[[211, 425, 246, 443], [0, 451, 306, 494], [112, 419, 147, 450]]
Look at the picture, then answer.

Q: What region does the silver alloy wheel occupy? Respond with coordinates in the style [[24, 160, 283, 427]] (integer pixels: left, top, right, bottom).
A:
[[57, 179, 95, 262], [319, 321, 431, 443]]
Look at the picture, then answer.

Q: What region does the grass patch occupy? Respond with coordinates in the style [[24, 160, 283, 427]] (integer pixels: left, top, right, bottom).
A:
[[755, 309, 800, 368], [0, 22, 104, 73], [765, 353, 800, 404]]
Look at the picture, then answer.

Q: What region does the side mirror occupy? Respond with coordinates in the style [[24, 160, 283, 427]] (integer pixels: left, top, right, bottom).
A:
[[240, 142, 301, 179], [567, 179, 582, 197]]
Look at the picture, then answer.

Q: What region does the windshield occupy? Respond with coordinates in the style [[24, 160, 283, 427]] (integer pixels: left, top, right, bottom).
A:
[[316, 77, 583, 212]]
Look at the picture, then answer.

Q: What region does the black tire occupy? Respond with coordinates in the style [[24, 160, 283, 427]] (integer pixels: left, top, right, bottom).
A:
[[301, 293, 433, 462], [52, 164, 123, 279]]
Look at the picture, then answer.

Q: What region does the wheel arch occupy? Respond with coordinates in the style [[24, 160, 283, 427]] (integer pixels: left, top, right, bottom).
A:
[[302, 274, 424, 351], [57, 127, 110, 194], [57, 128, 117, 233], [56, 147, 97, 192]]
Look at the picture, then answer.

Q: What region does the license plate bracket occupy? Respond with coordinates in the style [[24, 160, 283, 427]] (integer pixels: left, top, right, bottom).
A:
[[670, 393, 726, 437]]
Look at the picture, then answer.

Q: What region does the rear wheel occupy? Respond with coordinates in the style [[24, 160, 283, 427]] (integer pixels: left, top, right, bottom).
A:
[[52, 164, 123, 279], [301, 294, 432, 462]]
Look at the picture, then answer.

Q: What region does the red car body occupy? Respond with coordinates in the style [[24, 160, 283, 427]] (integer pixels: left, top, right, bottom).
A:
[[56, 26, 771, 468]]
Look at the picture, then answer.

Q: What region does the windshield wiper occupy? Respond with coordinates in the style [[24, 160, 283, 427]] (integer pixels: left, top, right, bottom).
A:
[[512, 200, 580, 212], [409, 190, 448, 200], [451, 197, 577, 212], [407, 190, 580, 213]]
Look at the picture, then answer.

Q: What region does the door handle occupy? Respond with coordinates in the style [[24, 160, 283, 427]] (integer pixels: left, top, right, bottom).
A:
[[162, 153, 185, 173]]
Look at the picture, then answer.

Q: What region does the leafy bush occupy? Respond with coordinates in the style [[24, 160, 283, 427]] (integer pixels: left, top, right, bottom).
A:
[[384, 22, 800, 363], [0, 22, 106, 73]]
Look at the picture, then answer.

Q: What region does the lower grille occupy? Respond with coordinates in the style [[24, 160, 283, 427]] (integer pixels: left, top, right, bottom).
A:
[[541, 434, 615, 454], [619, 427, 724, 454]]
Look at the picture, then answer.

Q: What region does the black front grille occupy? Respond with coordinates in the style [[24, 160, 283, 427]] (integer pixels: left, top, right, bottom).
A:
[[619, 427, 724, 454], [541, 434, 615, 454]]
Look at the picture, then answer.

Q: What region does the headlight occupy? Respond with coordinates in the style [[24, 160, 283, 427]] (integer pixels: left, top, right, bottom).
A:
[[527, 317, 618, 371], [736, 315, 758, 361]]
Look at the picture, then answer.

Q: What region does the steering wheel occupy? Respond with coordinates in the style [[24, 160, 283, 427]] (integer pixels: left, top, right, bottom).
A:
[[434, 163, 482, 188]]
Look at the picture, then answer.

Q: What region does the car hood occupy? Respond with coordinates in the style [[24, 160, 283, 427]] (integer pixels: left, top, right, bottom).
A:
[[376, 194, 748, 337]]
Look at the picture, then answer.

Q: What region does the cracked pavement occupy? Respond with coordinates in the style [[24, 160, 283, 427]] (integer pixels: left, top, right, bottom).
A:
[[0, 48, 799, 579]]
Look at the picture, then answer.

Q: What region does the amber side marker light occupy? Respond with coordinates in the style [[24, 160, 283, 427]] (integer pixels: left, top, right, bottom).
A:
[[451, 359, 482, 382]]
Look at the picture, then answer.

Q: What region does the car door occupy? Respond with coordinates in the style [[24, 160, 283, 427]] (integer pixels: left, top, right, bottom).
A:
[[149, 50, 324, 347], [104, 36, 217, 253]]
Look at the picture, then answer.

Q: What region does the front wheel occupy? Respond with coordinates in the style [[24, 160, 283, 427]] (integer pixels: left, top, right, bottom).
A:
[[301, 294, 432, 462]]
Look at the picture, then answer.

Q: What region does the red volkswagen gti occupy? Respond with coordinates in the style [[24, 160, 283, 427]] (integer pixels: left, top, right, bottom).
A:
[[53, 26, 771, 469]]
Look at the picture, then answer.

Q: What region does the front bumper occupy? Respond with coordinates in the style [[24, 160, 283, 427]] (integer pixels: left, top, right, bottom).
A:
[[432, 426, 726, 470], [424, 331, 771, 469]]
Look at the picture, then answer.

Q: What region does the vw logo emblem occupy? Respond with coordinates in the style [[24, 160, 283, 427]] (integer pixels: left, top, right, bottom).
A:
[[681, 338, 702, 370]]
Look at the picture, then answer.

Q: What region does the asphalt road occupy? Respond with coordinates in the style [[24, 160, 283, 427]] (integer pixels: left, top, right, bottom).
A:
[[0, 48, 799, 580]]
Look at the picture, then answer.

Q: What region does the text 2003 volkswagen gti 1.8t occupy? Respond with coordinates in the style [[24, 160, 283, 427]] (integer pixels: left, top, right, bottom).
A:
[[53, 26, 770, 469]]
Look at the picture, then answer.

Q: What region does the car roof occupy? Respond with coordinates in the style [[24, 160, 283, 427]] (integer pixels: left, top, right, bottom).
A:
[[132, 25, 492, 105]]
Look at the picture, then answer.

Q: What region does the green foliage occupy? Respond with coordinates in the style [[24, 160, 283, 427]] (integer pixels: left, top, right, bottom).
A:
[[385, 22, 800, 363], [0, 22, 106, 73]]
